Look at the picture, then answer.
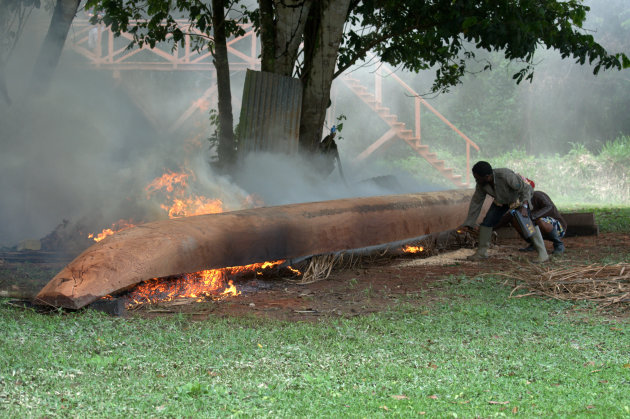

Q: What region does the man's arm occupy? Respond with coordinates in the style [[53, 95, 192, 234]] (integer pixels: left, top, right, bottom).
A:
[[505, 170, 532, 204], [461, 187, 486, 227], [530, 193, 554, 220]]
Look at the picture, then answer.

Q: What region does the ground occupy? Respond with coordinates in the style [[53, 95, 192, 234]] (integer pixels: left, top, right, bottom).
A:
[[130, 232, 630, 321], [2, 232, 628, 321]]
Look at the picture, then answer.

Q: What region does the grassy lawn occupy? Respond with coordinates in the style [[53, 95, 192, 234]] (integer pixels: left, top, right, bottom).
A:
[[1, 278, 628, 418], [1, 205, 629, 418]]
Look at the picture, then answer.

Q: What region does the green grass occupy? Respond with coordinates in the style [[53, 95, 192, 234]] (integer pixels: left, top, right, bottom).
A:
[[388, 140, 630, 206], [1, 277, 628, 418]]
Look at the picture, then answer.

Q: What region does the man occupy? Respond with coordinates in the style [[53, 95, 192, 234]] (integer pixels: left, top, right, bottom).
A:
[[317, 126, 346, 183], [460, 161, 548, 263], [520, 190, 567, 255]]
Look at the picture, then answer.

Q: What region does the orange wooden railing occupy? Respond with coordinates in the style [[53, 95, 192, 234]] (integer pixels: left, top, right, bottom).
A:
[[373, 65, 480, 185]]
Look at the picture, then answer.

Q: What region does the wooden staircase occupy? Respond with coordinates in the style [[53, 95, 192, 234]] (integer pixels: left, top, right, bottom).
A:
[[342, 75, 472, 188]]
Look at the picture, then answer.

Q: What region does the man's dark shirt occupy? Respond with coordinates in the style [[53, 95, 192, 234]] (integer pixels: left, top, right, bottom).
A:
[[530, 190, 567, 231], [495, 190, 567, 231]]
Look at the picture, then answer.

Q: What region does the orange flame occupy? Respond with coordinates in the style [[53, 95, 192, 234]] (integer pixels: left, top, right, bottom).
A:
[[403, 245, 424, 254], [160, 196, 223, 218], [125, 260, 288, 308], [145, 171, 189, 196], [146, 170, 225, 218], [88, 219, 136, 242], [221, 280, 240, 296], [286, 266, 302, 275]]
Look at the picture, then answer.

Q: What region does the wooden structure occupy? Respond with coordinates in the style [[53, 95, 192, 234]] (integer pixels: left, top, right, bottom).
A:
[[66, 18, 477, 186], [342, 65, 480, 187]]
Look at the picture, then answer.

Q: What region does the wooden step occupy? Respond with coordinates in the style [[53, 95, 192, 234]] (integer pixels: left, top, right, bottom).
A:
[[344, 75, 471, 189], [398, 129, 413, 139], [408, 143, 429, 153], [357, 91, 375, 100], [429, 160, 446, 169]]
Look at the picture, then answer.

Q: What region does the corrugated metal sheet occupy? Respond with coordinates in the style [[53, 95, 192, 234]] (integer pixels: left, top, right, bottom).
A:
[[238, 69, 302, 155]]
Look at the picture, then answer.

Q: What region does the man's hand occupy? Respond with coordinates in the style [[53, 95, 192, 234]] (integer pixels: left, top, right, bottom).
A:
[[509, 199, 521, 210], [457, 225, 476, 234]]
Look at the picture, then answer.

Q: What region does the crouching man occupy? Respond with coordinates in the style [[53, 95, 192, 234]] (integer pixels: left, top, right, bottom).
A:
[[495, 190, 567, 255], [459, 161, 549, 263]]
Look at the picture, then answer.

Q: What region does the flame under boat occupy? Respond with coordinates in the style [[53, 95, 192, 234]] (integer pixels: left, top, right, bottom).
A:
[[35, 189, 481, 309]]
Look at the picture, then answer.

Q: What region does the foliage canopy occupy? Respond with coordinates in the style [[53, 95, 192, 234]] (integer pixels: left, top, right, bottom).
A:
[[338, 0, 629, 92], [86, 0, 628, 93]]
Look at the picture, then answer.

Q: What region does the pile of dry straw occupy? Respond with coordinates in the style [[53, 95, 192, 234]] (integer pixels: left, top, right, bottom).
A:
[[506, 263, 630, 309]]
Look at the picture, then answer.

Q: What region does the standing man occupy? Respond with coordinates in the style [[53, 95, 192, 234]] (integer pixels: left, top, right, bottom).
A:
[[318, 126, 347, 183], [460, 161, 549, 263]]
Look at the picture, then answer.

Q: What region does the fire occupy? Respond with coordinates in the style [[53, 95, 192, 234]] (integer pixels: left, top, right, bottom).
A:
[[403, 245, 424, 254], [127, 268, 230, 307], [160, 197, 223, 218], [221, 280, 240, 296], [287, 266, 302, 275], [125, 259, 290, 308], [89, 219, 136, 242], [146, 169, 224, 218], [145, 171, 190, 195], [91, 168, 265, 243]]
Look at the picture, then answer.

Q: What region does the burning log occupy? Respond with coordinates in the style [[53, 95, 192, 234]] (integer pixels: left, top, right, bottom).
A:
[[35, 189, 481, 309]]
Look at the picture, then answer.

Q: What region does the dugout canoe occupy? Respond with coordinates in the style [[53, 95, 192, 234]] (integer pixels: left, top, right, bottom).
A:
[[35, 189, 481, 309]]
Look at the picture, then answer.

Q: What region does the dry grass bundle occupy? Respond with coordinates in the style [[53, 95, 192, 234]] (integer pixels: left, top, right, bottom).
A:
[[289, 236, 450, 285], [291, 252, 362, 284], [506, 263, 630, 309]]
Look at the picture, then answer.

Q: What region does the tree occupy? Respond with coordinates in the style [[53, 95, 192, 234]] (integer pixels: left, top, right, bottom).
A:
[[31, 0, 82, 93], [211, 0, 237, 167], [255, 1, 351, 153], [0, 0, 42, 104], [83, 0, 629, 162], [85, 0, 242, 168], [252, 0, 629, 153]]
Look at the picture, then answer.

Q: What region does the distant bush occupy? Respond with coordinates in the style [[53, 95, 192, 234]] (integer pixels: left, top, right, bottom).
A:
[[387, 134, 630, 205]]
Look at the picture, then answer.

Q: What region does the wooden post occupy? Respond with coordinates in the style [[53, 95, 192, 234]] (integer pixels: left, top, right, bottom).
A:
[[415, 97, 421, 143], [375, 66, 382, 105]]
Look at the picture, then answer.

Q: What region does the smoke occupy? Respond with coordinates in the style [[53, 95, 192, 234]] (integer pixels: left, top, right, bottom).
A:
[[0, 10, 440, 248], [400, 0, 630, 157]]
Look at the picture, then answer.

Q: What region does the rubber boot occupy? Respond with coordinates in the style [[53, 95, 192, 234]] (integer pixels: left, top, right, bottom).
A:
[[549, 227, 565, 255], [530, 226, 549, 263], [518, 240, 535, 252], [467, 226, 493, 261]]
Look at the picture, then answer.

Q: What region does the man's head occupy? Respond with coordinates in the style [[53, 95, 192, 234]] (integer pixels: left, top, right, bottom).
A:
[[472, 161, 493, 185]]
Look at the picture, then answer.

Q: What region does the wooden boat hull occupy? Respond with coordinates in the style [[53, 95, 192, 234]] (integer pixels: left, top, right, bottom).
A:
[[35, 189, 477, 309]]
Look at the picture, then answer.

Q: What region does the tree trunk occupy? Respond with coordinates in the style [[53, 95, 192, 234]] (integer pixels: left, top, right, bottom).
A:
[[299, 0, 350, 153], [30, 0, 81, 93], [258, 0, 276, 72], [259, 0, 311, 76], [0, 67, 10, 105], [211, 0, 236, 168], [274, 0, 311, 76]]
